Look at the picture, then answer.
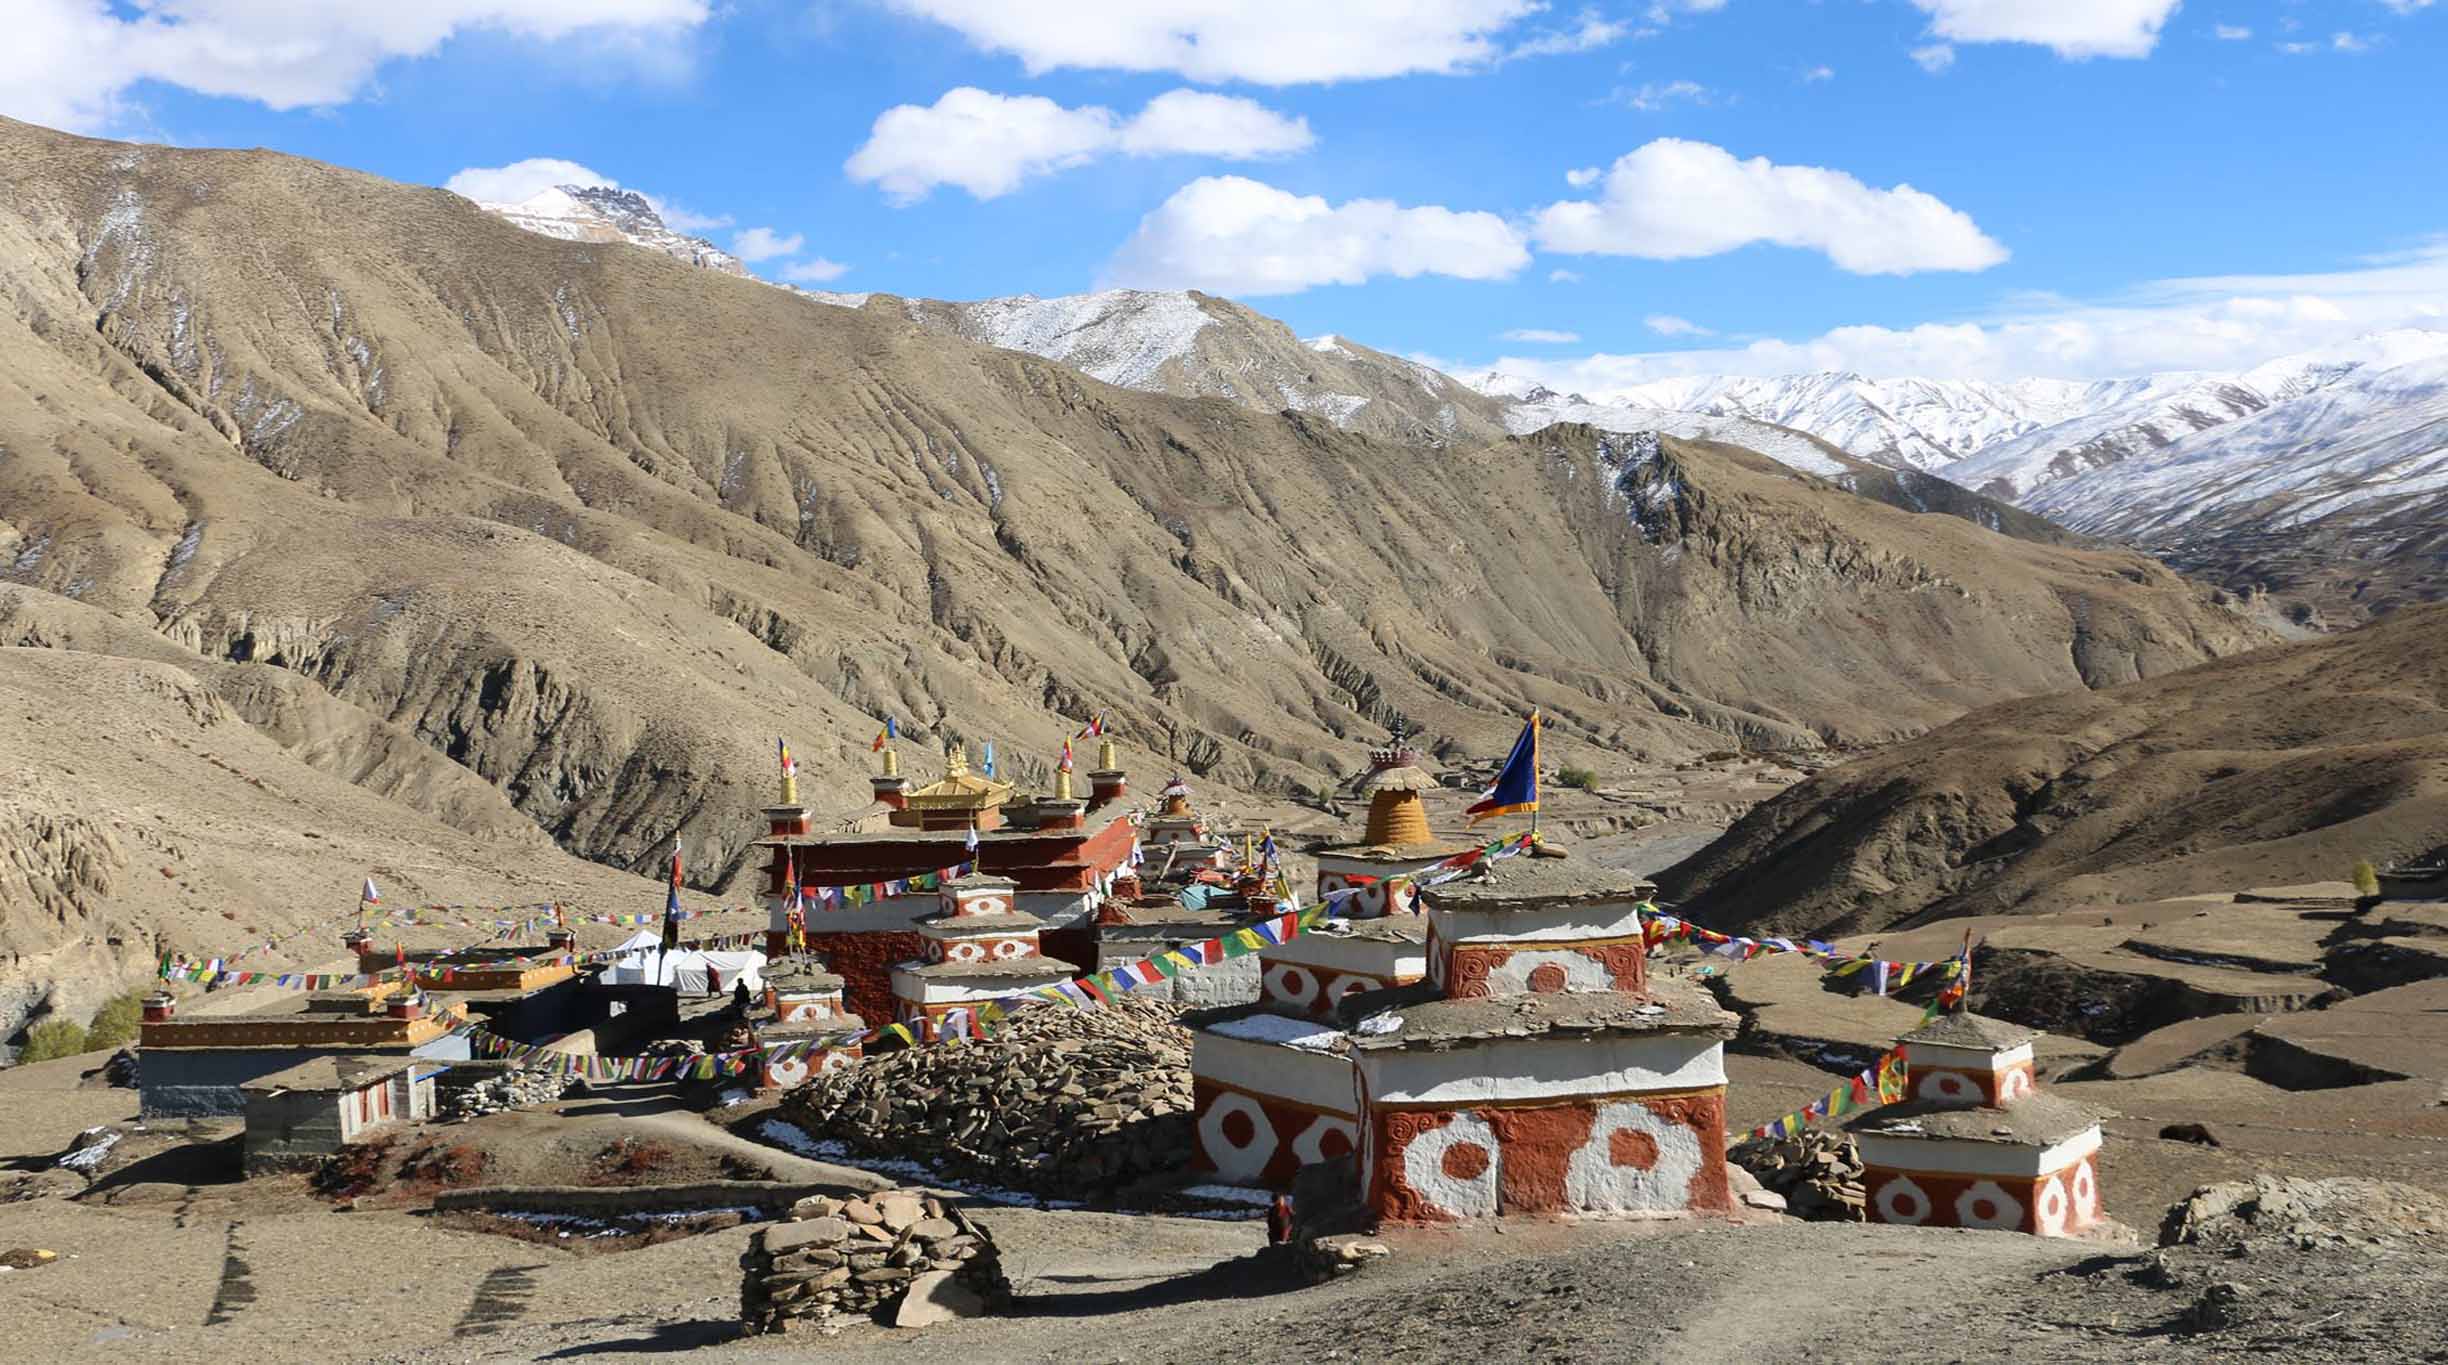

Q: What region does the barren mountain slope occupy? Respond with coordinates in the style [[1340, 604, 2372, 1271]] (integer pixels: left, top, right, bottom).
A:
[[0, 118, 2263, 904], [0, 594, 752, 1043], [1658, 604, 2448, 936]]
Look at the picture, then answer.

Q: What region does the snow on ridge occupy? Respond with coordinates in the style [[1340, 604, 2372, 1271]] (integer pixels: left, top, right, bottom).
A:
[[1498, 390, 1851, 480], [948, 289, 1215, 390], [2019, 347, 2448, 539]]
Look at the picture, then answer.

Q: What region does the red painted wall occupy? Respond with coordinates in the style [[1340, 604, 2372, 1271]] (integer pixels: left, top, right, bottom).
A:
[[806, 930, 924, 1027], [1367, 1090, 1732, 1224]]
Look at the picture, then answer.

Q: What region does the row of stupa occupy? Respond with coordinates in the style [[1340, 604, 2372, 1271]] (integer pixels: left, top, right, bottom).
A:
[[1183, 743, 2108, 1234]]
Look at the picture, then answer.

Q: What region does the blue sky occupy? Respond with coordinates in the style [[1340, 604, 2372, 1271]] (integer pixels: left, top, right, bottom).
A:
[[8, 1, 2446, 386]]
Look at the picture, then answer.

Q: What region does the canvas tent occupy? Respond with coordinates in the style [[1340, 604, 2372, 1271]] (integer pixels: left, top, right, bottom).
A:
[[599, 941, 768, 996]]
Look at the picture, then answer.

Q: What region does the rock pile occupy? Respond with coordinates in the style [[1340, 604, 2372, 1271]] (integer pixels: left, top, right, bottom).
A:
[[740, 1189, 1005, 1334], [439, 1065, 571, 1120], [1726, 1129, 1866, 1221], [782, 998, 1195, 1202]]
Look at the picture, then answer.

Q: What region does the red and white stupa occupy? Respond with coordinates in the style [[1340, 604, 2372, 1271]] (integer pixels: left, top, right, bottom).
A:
[[1340, 855, 1738, 1224], [1180, 744, 1454, 1190], [755, 960, 863, 1090], [888, 873, 1082, 1038], [1849, 1013, 2105, 1237]]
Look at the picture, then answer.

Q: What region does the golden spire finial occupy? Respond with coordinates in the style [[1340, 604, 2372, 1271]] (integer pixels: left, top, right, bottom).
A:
[[945, 741, 969, 778], [1054, 765, 1076, 800], [881, 745, 900, 778], [1097, 736, 1118, 771]]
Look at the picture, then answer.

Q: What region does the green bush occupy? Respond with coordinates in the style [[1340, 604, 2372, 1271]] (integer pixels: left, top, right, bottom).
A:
[[1556, 765, 1601, 793], [2351, 859, 2381, 897], [83, 992, 146, 1050], [16, 1019, 90, 1064]]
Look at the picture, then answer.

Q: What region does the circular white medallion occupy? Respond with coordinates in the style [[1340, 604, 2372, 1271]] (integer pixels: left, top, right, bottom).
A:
[[2070, 1160, 2098, 1220], [1997, 1067, 2034, 1102], [1917, 1070, 1980, 1104], [949, 940, 985, 962], [1291, 1115, 1359, 1167], [767, 1056, 809, 1086], [990, 937, 1026, 959], [1265, 964, 1320, 1009], [1954, 1179, 2024, 1230], [1874, 1175, 1931, 1225], [1197, 1091, 1276, 1182], [1400, 1112, 1500, 1218], [1563, 1100, 1704, 1213], [819, 1051, 854, 1074], [2034, 1174, 2069, 1236], [1486, 949, 1613, 995]]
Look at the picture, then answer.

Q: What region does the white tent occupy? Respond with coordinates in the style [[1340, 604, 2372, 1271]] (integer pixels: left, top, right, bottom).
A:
[[600, 945, 767, 996]]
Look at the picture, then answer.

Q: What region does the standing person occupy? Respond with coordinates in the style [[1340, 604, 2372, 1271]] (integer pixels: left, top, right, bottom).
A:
[[1267, 1192, 1295, 1246]]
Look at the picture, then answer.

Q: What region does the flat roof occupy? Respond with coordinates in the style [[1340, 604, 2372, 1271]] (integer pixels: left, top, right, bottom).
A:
[[1336, 976, 1734, 1050], [1424, 856, 1656, 910], [1307, 915, 1431, 945], [1849, 1093, 2100, 1146], [240, 1054, 426, 1093], [897, 955, 1086, 980]]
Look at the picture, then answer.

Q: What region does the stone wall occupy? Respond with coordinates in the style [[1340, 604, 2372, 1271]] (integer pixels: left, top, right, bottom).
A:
[[1102, 937, 1260, 1007], [741, 1189, 1005, 1333]]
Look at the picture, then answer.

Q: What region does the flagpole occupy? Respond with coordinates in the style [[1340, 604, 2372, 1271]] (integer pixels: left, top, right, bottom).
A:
[[1530, 712, 1542, 845]]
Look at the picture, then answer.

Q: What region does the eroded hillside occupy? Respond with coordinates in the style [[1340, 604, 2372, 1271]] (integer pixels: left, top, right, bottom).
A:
[[1659, 604, 2448, 936], [0, 118, 2268, 1009]]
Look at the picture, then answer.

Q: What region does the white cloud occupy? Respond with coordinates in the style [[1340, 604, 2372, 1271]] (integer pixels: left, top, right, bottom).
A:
[[1803, 64, 1836, 82], [1115, 89, 1317, 158], [2213, 24, 2252, 40], [1564, 166, 1604, 188], [880, 0, 1542, 84], [1907, 0, 2180, 59], [0, 0, 707, 133], [1531, 139, 2008, 275], [1473, 240, 2448, 384], [846, 87, 1312, 204], [2379, 0, 2433, 12], [2332, 31, 2375, 52], [444, 157, 729, 233], [1644, 0, 1731, 24], [1645, 314, 1713, 336], [655, 202, 735, 233], [1508, 8, 1633, 59], [1911, 43, 1958, 72], [2277, 41, 2320, 54], [732, 227, 805, 262], [1614, 80, 1712, 111], [781, 258, 851, 283], [1102, 175, 1529, 296], [1501, 328, 1582, 343], [1549, 268, 1584, 283], [445, 157, 612, 203]]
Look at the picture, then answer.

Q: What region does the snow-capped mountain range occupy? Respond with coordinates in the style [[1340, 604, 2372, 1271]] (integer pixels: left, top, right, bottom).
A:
[[472, 185, 747, 277], [462, 184, 2443, 605]]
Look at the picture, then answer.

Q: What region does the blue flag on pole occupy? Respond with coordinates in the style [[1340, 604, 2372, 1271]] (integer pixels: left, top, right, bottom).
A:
[[1466, 712, 1541, 824]]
